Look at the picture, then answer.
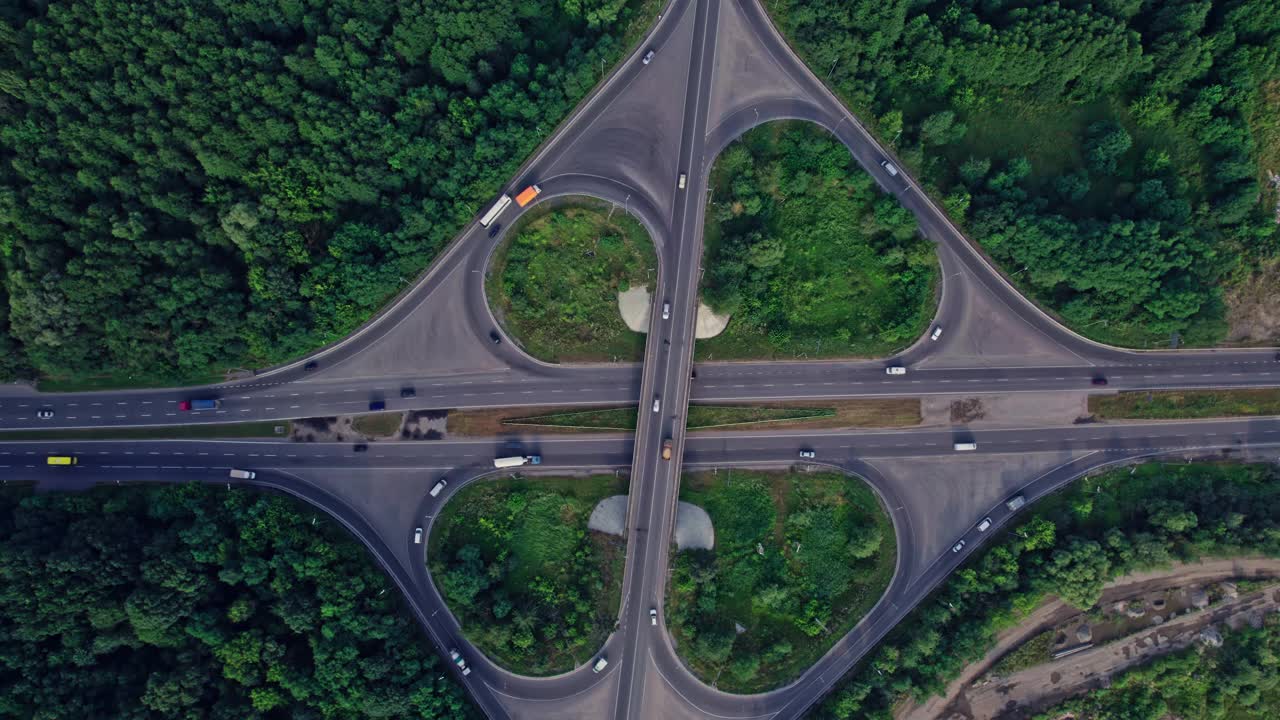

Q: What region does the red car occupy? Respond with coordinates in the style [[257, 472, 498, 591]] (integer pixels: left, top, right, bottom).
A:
[[178, 400, 191, 410]]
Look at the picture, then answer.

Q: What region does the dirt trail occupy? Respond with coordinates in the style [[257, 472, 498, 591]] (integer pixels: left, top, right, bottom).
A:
[[899, 557, 1280, 720]]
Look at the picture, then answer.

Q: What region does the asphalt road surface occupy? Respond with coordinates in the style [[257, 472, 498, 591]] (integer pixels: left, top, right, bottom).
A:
[[3, 0, 1280, 718]]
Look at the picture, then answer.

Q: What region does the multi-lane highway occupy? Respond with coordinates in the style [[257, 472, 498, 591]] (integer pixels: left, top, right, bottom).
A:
[[4, 0, 1280, 718]]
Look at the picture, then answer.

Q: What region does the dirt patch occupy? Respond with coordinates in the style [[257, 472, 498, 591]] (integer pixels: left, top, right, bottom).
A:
[[1225, 256, 1280, 344], [900, 557, 1280, 720], [688, 398, 922, 432], [950, 398, 986, 423], [922, 393, 1090, 428]]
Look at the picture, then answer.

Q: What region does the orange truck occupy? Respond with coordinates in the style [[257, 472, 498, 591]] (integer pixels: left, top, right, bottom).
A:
[[515, 184, 541, 207]]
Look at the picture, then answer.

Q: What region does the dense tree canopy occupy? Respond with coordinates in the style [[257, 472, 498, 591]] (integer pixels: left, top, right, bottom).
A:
[[0, 482, 473, 719], [774, 0, 1280, 346], [0, 0, 647, 382], [814, 462, 1280, 719]]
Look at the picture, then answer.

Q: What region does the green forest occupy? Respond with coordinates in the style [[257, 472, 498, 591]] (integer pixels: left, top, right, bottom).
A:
[[428, 476, 625, 675], [0, 482, 473, 719], [488, 203, 655, 362], [1032, 616, 1280, 720], [773, 0, 1280, 347], [669, 470, 894, 692], [0, 0, 652, 386], [699, 122, 935, 359], [814, 461, 1280, 719]]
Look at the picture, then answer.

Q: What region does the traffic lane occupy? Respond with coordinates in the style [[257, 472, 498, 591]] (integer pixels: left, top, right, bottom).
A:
[[0, 372, 644, 429]]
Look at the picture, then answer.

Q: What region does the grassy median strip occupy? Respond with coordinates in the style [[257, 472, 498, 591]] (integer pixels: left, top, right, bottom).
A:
[[1089, 389, 1280, 420], [350, 411, 403, 437], [447, 399, 921, 435], [0, 421, 285, 441]]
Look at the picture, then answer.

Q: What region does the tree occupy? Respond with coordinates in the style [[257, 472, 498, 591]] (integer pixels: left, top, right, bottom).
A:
[[1085, 121, 1134, 174]]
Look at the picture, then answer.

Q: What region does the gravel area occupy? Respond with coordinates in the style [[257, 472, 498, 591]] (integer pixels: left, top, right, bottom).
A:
[[588, 496, 715, 550], [588, 495, 628, 536], [675, 501, 714, 550]]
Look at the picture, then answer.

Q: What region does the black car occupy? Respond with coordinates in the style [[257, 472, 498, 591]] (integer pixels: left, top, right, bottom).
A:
[[400, 387, 416, 398], [489, 330, 502, 345], [353, 443, 369, 452], [368, 400, 386, 411], [303, 360, 319, 371], [1090, 376, 1109, 386], [487, 223, 502, 239]]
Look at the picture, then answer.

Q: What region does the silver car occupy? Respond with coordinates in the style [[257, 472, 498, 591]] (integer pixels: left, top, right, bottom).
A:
[[642, 49, 655, 65]]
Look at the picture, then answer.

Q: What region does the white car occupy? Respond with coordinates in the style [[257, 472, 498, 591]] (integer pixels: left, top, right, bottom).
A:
[[36, 409, 54, 419], [951, 540, 966, 553], [449, 649, 472, 676], [885, 366, 907, 375], [650, 608, 657, 626], [653, 397, 660, 413], [678, 173, 687, 189], [642, 49, 655, 65], [880, 159, 899, 177], [662, 302, 670, 320], [414, 527, 423, 544], [798, 449, 816, 459], [976, 517, 991, 533], [593, 656, 609, 673], [931, 326, 943, 341]]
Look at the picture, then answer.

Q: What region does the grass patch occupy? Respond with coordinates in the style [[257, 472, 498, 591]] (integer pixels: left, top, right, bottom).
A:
[[36, 367, 229, 393], [697, 121, 937, 361], [0, 422, 285, 441], [351, 411, 404, 437], [447, 399, 922, 435], [487, 200, 657, 363], [428, 475, 627, 675], [668, 469, 896, 692], [987, 630, 1055, 678], [685, 405, 833, 428], [1089, 389, 1280, 420]]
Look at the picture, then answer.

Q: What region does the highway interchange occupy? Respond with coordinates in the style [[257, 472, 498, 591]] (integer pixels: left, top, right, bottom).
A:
[[3, 0, 1280, 718]]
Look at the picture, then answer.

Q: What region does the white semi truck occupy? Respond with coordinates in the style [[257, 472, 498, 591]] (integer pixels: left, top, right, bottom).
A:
[[493, 455, 541, 469]]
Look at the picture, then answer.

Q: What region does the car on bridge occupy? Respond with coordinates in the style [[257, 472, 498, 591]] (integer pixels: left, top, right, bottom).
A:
[[650, 608, 657, 625], [642, 49, 655, 65], [46, 455, 77, 466], [976, 517, 992, 532], [885, 366, 907, 375], [414, 528, 423, 544], [400, 386, 416, 398], [931, 326, 943, 341], [951, 539, 966, 553], [487, 223, 501, 239], [662, 439, 672, 460], [489, 330, 502, 345], [880, 159, 899, 177], [1091, 376, 1109, 386], [799, 449, 816, 459], [36, 409, 53, 419], [662, 301, 670, 320], [303, 360, 319, 371], [592, 656, 608, 673], [229, 469, 255, 480], [652, 396, 660, 413]]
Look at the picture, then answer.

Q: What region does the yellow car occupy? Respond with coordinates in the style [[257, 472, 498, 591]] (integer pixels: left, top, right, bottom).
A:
[[46, 456, 77, 466]]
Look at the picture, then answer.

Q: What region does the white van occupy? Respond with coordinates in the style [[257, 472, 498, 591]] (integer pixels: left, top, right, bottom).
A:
[[976, 517, 992, 532], [229, 469, 255, 480], [430, 479, 448, 497], [592, 656, 609, 673], [880, 160, 899, 177], [1006, 495, 1026, 511], [953, 442, 978, 451]]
